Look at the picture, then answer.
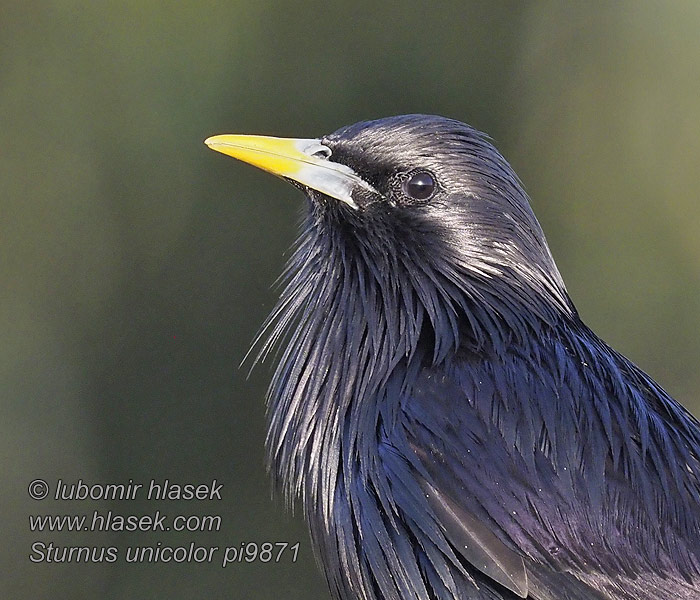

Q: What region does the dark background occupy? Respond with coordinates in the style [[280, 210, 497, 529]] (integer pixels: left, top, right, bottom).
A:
[[3, 3, 699, 599]]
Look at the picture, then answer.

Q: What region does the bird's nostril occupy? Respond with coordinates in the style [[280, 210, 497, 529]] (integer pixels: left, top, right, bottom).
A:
[[311, 147, 332, 160], [298, 139, 333, 160]]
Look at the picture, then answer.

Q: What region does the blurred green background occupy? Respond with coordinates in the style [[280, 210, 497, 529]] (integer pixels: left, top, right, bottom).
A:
[[3, 2, 699, 599]]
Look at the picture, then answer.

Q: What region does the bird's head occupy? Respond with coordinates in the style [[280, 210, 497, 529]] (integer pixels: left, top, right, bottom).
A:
[[207, 115, 574, 355]]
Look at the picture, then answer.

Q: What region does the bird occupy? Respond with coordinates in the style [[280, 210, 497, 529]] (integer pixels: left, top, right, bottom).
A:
[[205, 115, 700, 600]]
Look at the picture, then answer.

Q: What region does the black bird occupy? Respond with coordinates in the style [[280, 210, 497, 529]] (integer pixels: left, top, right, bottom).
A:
[[206, 115, 700, 600]]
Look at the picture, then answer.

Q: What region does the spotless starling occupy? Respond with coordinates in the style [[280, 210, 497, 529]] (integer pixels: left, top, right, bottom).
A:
[[206, 115, 700, 600]]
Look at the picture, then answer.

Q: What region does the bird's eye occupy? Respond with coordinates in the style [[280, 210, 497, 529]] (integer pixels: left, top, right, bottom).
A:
[[402, 171, 436, 201]]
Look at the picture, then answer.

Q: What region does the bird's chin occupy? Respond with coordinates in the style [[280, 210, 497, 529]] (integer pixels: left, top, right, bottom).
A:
[[302, 188, 364, 215]]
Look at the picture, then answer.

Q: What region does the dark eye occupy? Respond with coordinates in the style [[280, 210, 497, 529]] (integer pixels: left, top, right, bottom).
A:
[[402, 171, 436, 201]]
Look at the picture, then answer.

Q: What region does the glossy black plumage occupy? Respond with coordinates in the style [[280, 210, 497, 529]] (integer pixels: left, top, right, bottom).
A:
[[246, 116, 700, 599]]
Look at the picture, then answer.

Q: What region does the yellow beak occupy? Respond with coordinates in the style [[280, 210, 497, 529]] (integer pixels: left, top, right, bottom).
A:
[[205, 134, 378, 209]]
